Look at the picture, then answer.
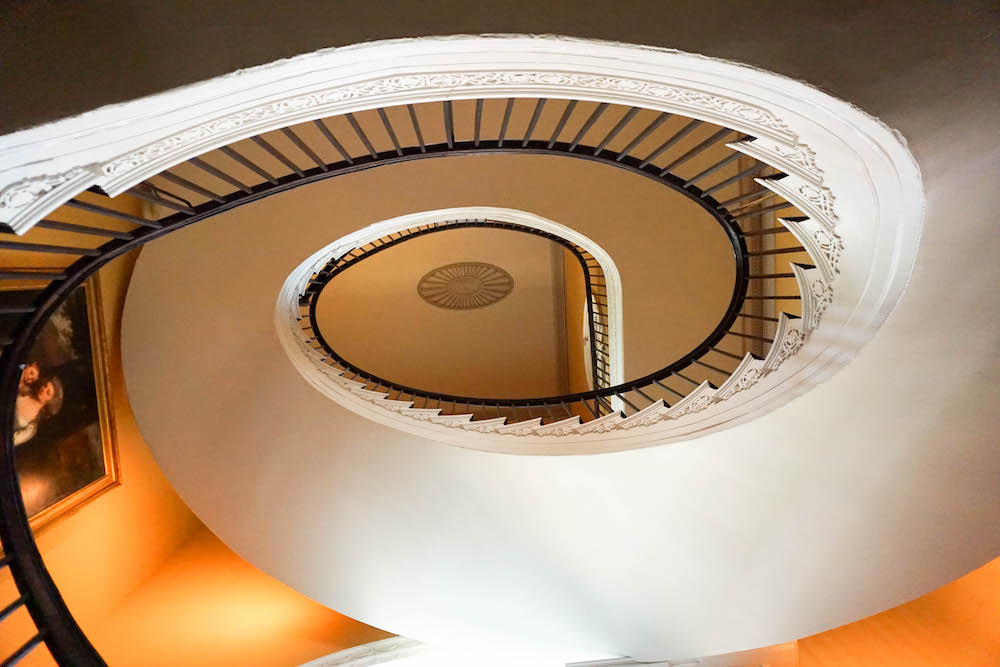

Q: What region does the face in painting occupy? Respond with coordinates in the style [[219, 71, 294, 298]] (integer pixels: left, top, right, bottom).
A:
[[19, 362, 40, 391], [37, 381, 55, 404]]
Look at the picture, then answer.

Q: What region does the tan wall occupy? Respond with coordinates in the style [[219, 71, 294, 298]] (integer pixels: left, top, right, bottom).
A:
[[562, 249, 591, 395], [798, 555, 1000, 665], [317, 227, 569, 399]]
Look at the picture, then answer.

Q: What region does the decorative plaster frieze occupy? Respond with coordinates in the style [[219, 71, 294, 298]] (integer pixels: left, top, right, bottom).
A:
[[95, 72, 796, 195], [0, 166, 99, 234], [664, 382, 717, 419], [763, 314, 807, 372], [755, 175, 838, 234], [727, 139, 823, 185], [792, 263, 833, 332], [714, 353, 767, 401], [778, 217, 843, 283]]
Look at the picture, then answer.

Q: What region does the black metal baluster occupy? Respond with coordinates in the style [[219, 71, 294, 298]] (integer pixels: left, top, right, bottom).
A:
[[692, 359, 730, 376], [638, 119, 701, 169], [473, 100, 483, 147], [189, 156, 252, 194], [376, 109, 404, 157], [738, 226, 792, 238], [218, 145, 279, 184], [547, 100, 578, 149], [718, 189, 776, 209], [672, 371, 701, 387], [659, 127, 733, 176], [2, 632, 46, 666], [700, 162, 768, 197], [281, 127, 328, 171], [405, 105, 427, 154], [65, 199, 162, 228], [727, 331, 774, 343], [633, 386, 656, 405], [313, 120, 355, 164], [683, 151, 743, 186], [497, 99, 515, 147], [32, 220, 132, 240], [749, 272, 795, 279], [158, 170, 226, 203], [568, 103, 609, 151], [653, 379, 684, 400], [345, 113, 378, 158], [443, 101, 455, 149], [732, 201, 796, 219], [744, 295, 801, 300], [711, 347, 745, 361], [593, 107, 639, 155], [522, 98, 547, 147], [616, 112, 671, 162], [251, 135, 304, 177], [617, 393, 639, 414], [737, 312, 780, 322], [747, 246, 806, 256]]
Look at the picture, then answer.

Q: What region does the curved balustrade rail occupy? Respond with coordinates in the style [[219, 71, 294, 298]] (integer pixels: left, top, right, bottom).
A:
[[302, 218, 614, 413], [1, 96, 813, 663]]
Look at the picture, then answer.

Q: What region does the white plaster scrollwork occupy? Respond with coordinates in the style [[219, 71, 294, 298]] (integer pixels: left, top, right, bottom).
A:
[[754, 174, 839, 235], [763, 315, 807, 372], [778, 217, 843, 283], [100, 72, 794, 189], [715, 353, 768, 401], [792, 264, 834, 332], [728, 139, 823, 185], [0, 167, 98, 234]]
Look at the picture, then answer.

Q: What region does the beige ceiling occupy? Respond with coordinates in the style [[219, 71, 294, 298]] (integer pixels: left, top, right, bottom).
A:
[[316, 227, 571, 399]]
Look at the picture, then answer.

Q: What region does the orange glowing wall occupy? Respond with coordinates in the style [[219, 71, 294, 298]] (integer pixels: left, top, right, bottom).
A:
[[797, 555, 1000, 665]]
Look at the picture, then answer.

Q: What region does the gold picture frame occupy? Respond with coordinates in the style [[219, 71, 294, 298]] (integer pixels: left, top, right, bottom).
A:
[[2, 270, 120, 535]]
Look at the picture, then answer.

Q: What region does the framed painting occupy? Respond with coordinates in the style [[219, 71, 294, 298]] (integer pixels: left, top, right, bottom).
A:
[[3, 272, 120, 534]]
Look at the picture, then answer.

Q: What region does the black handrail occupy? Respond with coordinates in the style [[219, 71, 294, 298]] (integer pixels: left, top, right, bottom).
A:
[[303, 219, 612, 402], [0, 97, 804, 663]]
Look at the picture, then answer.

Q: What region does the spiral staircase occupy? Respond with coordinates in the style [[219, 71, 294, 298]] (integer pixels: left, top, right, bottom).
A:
[[0, 27, 995, 667]]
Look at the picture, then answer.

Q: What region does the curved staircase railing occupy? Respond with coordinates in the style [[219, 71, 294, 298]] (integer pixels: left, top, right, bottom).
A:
[[302, 218, 615, 415], [1, 96, 815, 663]]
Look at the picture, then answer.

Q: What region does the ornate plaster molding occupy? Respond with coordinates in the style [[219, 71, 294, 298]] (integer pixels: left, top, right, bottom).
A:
[[0, 166, 99, 234], [1, 35, 923, 453]]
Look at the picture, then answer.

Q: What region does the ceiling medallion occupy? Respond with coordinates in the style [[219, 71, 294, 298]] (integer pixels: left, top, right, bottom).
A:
[[418, 262, 514, 310]]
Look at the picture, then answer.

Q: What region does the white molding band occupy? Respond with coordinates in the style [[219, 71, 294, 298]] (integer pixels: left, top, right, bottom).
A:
[[0, 35, 924, 453]]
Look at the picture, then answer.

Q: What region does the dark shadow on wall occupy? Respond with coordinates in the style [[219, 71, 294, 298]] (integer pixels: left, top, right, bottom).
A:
[[1, 1, 996, 133]]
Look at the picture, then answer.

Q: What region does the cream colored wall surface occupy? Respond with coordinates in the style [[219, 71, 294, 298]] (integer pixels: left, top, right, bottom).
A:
[[89, 525, 392, 667], [316, 227, 569, 399]]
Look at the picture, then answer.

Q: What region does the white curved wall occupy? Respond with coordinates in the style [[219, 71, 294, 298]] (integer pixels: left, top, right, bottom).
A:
[[123, 155, 995, 662]]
